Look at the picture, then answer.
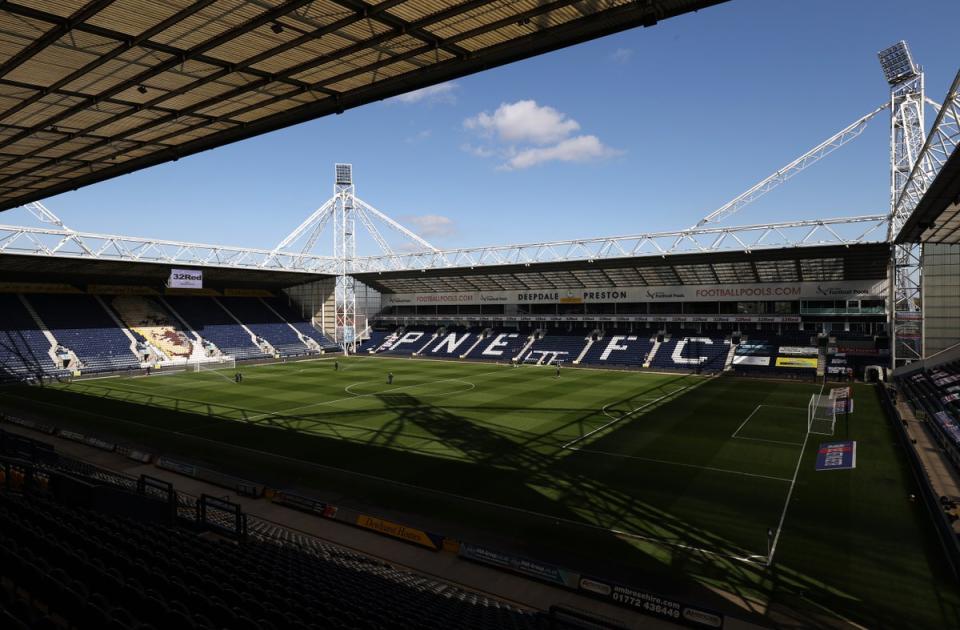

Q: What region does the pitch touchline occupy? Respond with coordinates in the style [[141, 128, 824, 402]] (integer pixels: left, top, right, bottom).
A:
[[565, 447, 793, 483]]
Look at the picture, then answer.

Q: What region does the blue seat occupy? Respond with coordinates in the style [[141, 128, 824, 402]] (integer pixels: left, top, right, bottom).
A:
[[27, 294, 139, 374]]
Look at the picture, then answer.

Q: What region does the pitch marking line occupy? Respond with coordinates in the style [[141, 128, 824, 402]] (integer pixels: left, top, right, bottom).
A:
[[561, 382, 697, 450], [731, 404, 806, 446], [0, 391, 765, 565], [245, 366, 511, 422], [765, 382, 827, 566], [343, 379, 476, 399], [565, 447, 793, 483]]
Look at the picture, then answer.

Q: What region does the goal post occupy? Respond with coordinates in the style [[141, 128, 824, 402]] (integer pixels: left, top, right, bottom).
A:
[[808, 392, 836, 435], [193, 357, 236, 373]]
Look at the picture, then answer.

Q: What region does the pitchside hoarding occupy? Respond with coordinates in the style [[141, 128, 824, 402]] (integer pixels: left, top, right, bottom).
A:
[[381, 280, 886, 306]]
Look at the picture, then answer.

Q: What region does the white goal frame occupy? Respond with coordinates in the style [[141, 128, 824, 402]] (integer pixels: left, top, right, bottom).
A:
[[193, 357, 236, 373], [808, 392, 837, 436]]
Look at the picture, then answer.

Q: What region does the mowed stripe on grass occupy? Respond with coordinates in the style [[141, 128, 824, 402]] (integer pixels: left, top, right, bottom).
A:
[[2, 358, 958, 628]]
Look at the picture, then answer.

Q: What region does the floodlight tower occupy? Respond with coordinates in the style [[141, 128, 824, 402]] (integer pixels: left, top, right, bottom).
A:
[[879, 41, 926, 366], [333, 163, 357, 353]]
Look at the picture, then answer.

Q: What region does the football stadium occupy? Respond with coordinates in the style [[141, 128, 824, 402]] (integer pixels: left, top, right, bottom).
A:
[[0, 2, 959, 629]]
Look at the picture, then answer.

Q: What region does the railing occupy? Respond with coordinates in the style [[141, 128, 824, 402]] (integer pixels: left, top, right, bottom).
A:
[[799, 307, 886, 315]]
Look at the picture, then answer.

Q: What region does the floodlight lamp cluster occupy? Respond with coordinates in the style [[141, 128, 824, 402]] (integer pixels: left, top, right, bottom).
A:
[[335, 163, 353, 186], [878, 41, 919, 85]]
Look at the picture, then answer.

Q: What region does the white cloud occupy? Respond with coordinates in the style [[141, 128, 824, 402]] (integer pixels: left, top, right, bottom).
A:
[[464, 100, 580, 145], [501, 135, 621, 170], [393, 82, 458, 104], [463, 100, 621, 170], [460, 143, 495, 158], [402, 214, 457, 239], [609, 47, 633, 64]]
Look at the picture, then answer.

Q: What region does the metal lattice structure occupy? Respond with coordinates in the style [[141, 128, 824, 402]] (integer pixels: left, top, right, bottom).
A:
[[892, 67, 960, 239], [349, 215, 889, 272], [879, 41, 927, 366], [694, 104, 889, 228]]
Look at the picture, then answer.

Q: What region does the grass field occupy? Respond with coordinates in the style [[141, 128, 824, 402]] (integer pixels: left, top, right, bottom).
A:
[[2, 355, 958, 628]]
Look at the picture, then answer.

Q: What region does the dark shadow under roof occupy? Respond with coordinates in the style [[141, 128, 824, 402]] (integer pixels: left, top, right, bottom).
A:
[[0, 0, 725, 211], [0, 252, 328, 289], [354, 243, 892, 293]]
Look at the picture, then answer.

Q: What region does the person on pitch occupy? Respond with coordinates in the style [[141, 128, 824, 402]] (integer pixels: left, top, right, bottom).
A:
[[555, 363, 561, 378], [334, 360, 339, 372], [387, 371, 394, 385]]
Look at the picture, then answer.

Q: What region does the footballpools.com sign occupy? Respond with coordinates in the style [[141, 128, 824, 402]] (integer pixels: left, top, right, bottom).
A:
[[168, 268, 203, 289]]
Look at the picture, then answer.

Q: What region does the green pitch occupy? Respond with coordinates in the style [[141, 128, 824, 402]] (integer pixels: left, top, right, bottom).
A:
[[1, 356, 957, 628]]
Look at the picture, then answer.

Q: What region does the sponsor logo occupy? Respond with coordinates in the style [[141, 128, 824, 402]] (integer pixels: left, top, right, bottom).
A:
[[816, 285, 870, 297], [480, 294, 508, 302], [516, 292, 559, 301], [646, 290, 685, 299], [683, 608, 724, 627], [579, 578, 612, 596], [695, 286, 801, 298], [582, 290, 627, 300], [415, 294, 474, 303]]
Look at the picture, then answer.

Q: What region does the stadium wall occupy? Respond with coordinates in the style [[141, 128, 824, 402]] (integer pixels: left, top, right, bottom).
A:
[[922, 243, 960, 357], [284, 278, 381, 338]]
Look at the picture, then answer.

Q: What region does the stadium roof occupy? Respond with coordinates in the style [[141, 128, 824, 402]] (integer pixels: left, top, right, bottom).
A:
[[354, 242, 891, 293], [896, 144, 960, 244], [0, 0, 725, 212], [0, 252, 327, 288]]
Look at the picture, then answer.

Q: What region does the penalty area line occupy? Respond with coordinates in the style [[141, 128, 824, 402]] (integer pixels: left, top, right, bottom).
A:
[[561, 383, 696, 450]]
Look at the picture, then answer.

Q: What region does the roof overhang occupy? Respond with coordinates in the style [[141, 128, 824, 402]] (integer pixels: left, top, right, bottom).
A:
[[0, 0, 726, 211], [896, 144, 960, 244], [354, 242, 892, 294], [0, 252, 329, 289]]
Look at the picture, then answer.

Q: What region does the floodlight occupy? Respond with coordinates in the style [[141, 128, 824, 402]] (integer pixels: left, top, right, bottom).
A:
[[878, 41, 918, 85], [137, 85, 148, 94], [335, 163, 353, 186], [270, 22, 284, 34]]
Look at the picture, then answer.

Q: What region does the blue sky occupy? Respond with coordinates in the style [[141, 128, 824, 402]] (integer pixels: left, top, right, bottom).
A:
[[28, 0, 960, 254]]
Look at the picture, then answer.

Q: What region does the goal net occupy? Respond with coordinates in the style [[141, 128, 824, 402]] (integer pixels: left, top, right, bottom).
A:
[[808, 392, 836, 436], [193, 357, 236, 373]]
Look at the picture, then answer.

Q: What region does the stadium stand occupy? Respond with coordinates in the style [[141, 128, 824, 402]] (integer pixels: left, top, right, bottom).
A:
[[420, 327, 480, 358], [27, 294, 139, 374], [110, 296, 194, 360], [0, 429, 546, 630], [164, 297, 268, 361], [357, 328, 391, 353], [0, 295, 59, 382], [648, 333, 730, 372], [579, 330, 655, 368], [261, 298, 340, 352], [464, 329, 532, 362], [219, 297, 313, 358], [520, 328, 590, 365], [373, 326, 439, 356], [898, 367, 960, 473]]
